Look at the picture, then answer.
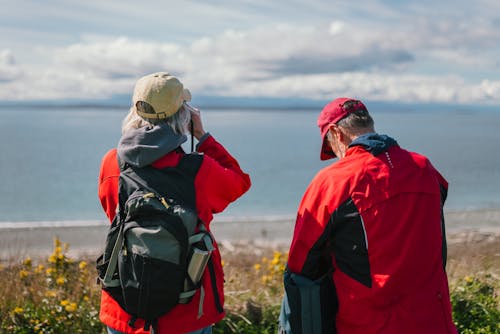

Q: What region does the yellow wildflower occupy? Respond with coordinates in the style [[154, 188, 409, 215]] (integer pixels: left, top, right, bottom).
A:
[[19, 269, 30, 279], [45, 290, 57, 298], [23, 257, 32, 267], [254, 263, 261, 271], [83, 296, 90, 302], [13, 307, 24, 314], [79, 261, 88, 270], [48, 254, 57, 264], [34, 324, 43, 333], [34, 264, 44, 274], [464, 276, 473, 283], [261, 275, 271, 284], [65, 302, 77, 313], [60, 299, 69, 306], [271, 251, 282, 265], [46, 267, 55, 276], [56, 276, 66, 285]]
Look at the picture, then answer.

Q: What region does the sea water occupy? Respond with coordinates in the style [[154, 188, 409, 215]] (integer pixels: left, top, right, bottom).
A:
[[0, 105, 499, 224]]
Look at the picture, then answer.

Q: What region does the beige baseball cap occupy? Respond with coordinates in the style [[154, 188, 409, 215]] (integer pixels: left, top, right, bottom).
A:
[[133, 72, 192, 120]]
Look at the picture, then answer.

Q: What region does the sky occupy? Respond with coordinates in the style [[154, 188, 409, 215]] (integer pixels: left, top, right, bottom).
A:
[[1, 0, 500, 105]]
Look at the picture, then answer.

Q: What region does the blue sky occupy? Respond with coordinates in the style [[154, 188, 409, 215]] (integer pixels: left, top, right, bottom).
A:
[[1, 0, 500, 105]]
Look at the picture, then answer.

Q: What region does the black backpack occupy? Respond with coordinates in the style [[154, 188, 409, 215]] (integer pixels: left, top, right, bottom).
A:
[[96, 153, 216, 332]]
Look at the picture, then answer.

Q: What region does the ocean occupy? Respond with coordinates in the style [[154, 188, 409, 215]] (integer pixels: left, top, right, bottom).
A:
[[1, 105, 500, 226]]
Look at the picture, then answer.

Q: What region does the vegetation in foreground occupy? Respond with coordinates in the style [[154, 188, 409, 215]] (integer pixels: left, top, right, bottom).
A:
[[0, 236, 498, 333]]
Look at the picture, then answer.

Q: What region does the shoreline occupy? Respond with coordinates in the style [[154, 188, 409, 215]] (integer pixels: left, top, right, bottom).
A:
[[0, 208, 499, 261]]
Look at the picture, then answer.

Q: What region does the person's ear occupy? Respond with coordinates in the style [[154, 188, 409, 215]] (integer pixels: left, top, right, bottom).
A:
[[328, 124, 343, 141]]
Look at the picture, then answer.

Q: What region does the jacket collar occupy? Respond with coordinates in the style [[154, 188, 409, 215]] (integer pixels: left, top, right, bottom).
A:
[[348, 133, 398, 156]]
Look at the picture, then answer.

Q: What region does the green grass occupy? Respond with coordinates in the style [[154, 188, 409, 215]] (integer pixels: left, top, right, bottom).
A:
[[0, 236, 498, 333], [0, 238, 103, 333], [451, 275, 499, 334]]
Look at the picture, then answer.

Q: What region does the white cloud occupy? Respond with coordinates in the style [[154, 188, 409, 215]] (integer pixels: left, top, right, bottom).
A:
[[216, 71, 500, 104], [477, 80, 500, 100], [55, 37, 187, 78], [0, 50, 22, 82], [0, 0, 499, 104], [328, 21, 344, 36]]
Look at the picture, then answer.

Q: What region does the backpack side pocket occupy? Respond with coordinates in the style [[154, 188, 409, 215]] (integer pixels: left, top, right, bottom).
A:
[[118, 214, 189, 321]]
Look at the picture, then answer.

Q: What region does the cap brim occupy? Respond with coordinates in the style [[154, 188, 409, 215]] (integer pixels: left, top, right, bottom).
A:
[[320, 135, 336, 160]]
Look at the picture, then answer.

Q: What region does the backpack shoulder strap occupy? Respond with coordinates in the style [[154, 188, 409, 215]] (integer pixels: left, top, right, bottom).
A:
[[118, 150, 203, 210], [177, 153, 204, 177], [100, 217, 123, 288]]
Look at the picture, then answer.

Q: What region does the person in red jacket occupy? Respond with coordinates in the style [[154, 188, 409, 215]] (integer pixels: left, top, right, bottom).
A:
[[285, 98, 457, 334], [98, 72, 251, 334]]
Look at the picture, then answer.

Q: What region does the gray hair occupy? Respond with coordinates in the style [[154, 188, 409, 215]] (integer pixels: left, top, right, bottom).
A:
[[337, 108, 375, 136], [121, 101, 191, 135]]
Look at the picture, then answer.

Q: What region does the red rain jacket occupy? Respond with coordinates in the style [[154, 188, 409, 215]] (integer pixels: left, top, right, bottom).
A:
[[288, 134, 457, 334], [98, 135, 250, 333]]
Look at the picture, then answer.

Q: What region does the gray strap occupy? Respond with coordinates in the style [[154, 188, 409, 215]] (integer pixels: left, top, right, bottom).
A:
[[178, 285, 205, 318], [202, 234, 214, 251], [188, 231, 215, 252], [278, 292, 292, 334], [189, 233, 205, 244], [179, 290, 196, 301], [197, 286, 205, 319], [101, 226, 123, 288]]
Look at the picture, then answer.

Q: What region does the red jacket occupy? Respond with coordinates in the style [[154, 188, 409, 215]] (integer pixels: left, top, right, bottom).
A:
[[98, 134, 251, 333], [288, 134, 457, 334]]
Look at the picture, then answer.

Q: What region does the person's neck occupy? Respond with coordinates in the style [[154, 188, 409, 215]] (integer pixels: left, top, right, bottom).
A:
[[347, 129, 375, 144], [340, 130, 375, 158]]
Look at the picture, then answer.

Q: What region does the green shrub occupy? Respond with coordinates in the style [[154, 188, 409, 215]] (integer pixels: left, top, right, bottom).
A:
[[213, 302, 281, 334], [451, 275, 499, 334], [5, 301, 102, 334], [0, 238, 104, 334], [213, 250, 286, 333], [2, 239, 499, 333]]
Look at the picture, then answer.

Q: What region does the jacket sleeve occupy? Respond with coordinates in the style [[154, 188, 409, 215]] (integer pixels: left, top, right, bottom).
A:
[[287, 172, 336, 279], [430, 161, 449, 268], [194, 134, 251, 222], [98, 149, 120, 223]]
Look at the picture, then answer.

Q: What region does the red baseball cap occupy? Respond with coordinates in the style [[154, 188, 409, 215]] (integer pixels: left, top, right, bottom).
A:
[[317, 97, 367, 160]]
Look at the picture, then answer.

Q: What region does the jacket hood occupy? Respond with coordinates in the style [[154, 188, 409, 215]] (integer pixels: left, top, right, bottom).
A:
[[117, 123, 187, 167], [349, 133, 398, 156]]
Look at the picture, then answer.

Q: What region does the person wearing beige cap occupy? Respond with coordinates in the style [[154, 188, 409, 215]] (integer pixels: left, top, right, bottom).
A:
[[281, 98, 457, 333], [97, 72, 251, 334]]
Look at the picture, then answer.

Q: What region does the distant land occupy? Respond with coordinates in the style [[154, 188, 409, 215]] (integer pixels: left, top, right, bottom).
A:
[[0, 95, 499, 113]]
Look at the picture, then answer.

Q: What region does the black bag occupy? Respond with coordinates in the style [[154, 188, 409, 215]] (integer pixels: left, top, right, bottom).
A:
[[281, 267, 338, 334], [96, 153, 214, 331]]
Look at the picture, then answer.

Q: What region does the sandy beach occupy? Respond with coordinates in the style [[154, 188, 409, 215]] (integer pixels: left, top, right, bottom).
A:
[[0, 209, 499, 261]]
